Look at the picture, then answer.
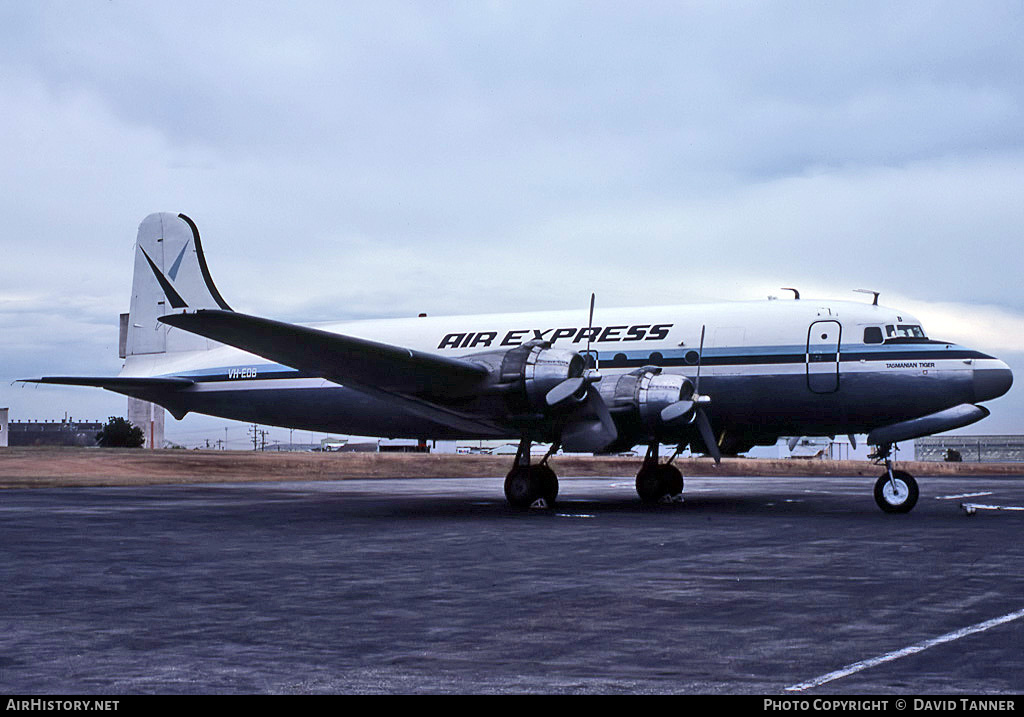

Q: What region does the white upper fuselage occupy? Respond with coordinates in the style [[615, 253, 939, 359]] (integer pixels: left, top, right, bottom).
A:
[[122, 297, 944, 377]]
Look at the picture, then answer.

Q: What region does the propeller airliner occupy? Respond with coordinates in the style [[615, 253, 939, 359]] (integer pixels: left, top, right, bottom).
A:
[[25, 213, 1013, 512]]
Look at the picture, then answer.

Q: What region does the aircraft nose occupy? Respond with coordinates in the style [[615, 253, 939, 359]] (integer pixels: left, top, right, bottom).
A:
[[974, 360, 1013, 403]]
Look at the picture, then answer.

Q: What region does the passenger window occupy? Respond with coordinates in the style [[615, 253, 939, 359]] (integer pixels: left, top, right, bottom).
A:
[[863, 327, 883, 344]]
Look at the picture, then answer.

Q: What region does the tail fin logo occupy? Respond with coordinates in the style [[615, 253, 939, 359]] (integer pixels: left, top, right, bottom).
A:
[[140, 246, 189, 309], [168, 239, 190, 281]]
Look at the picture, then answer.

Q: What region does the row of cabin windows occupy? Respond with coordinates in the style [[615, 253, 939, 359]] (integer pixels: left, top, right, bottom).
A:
[[592, 325, 927, 365]]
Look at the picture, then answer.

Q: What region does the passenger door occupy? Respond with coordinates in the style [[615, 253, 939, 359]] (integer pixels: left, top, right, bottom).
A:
[[806, 320, 841, 393]]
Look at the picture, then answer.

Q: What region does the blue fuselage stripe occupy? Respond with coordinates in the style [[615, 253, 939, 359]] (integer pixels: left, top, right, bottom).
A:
[[160, 344, 989, 383]]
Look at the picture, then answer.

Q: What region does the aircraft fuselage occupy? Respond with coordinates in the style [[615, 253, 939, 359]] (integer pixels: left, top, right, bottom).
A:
[[128, 298, 1011, 453]]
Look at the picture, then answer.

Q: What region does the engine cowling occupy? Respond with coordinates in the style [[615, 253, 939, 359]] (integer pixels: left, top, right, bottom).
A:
[[498, 341, 587, 414], [601, 367, 693, 440]]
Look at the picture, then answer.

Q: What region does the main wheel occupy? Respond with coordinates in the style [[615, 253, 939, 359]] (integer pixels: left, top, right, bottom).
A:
[[533, 464, 559, 505], [658, 464, 684, 500], [636, 464, 684, 503], [873, 470, 919, 514], [504, 465, 558, 508]]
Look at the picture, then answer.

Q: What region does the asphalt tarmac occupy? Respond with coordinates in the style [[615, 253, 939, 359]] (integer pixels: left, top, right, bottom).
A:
[[2, 474, 1023, 694]]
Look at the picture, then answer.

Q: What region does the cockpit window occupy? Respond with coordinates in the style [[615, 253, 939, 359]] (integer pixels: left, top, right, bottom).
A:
[[863, 327, 883, 344], [885, 324, 927, 339]]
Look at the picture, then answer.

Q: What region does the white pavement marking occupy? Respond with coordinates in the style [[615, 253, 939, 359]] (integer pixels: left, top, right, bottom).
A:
[[961, 503, 1024, 514], [935, 491, 992, 500], [786, 608, 1024, 692]]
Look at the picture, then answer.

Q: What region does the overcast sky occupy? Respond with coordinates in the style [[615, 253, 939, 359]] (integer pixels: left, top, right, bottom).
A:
[[2, 1, 1022, 446]]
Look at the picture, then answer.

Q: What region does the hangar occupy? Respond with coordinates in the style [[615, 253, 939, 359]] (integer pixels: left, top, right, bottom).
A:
[[915, 435, 1024, 463]]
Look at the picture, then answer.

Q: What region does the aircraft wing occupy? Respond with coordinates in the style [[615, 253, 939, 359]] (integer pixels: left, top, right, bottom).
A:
[[158, 310, 489, 397]]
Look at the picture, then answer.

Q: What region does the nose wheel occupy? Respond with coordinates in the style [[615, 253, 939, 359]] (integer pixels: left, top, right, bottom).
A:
[[874, 469, 919, 513], [871, 444, 919, 514]]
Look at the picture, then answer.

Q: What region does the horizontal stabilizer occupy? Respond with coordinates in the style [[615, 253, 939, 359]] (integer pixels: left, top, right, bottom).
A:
[[22, 376, 194, 390], [21, 376, 196, 421], [159, 310, 489, 397]]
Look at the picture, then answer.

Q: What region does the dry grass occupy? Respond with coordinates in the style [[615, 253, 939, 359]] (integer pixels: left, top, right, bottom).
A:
[[1, 446, 1021, 489]]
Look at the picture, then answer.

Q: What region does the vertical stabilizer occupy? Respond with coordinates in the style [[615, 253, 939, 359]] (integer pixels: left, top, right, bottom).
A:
[[126, 213, 232, 355]]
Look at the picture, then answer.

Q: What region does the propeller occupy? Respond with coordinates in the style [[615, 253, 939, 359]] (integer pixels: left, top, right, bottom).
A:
[[545, 376, 588, 409], [546, 293, 601, 410], [560, 382, 618, 452], [545, 292, 617, 452], [659, 398, 695, 424], [584, 292, 598, 370], [658, 325, 721, 463], [548, 367, 617, 452]]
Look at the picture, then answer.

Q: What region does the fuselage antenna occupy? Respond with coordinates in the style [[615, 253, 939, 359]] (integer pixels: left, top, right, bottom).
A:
[[854, 289, 880, 306]]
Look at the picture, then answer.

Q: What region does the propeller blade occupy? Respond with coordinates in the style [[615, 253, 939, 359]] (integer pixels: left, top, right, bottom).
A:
[[545, 376, 588, 409], [588, 384, 617, 439], [585, 292, 597, 369], [695, 325, 706, 394], [560, 385, 618, 452], [695, 408, 721, 464], [660, 399, 696, 425]]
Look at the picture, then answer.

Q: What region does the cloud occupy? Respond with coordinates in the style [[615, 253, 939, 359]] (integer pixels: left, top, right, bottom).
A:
[[2, 2, 1023, 443], [889, 299, 1024, 357]]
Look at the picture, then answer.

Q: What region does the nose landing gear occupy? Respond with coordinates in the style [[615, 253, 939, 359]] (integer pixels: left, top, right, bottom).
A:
[[871, 443, 919, 514]]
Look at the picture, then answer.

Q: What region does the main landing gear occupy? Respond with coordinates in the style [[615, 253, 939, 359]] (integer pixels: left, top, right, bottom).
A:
[[871, 443, 919, 514], [504, 440, 688, 509], [504, 439, 559, 509], [635, 443, 684, 504]]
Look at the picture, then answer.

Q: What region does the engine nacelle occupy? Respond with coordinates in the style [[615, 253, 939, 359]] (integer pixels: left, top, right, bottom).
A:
[[498, 341, 586, 414], [601, 367, 693, 439]]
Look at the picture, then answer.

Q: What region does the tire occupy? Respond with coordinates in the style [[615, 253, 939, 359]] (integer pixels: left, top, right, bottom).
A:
[[874, 470, 919, 514], [504, 465, 558, 508], [657, 464, 684, 498], [636, 466, 662, 503], [636, 464, 683, 503], [533, 464, 559, 505], [504, 467, 535, 508]]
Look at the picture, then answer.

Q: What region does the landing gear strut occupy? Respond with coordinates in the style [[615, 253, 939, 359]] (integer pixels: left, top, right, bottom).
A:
[[504, 439, 559, 509], [871, 443, 919, 514], [635, 444, 684, 504]]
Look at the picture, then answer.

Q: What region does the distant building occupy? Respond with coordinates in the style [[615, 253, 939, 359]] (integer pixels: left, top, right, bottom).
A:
[[0, 408, 8, 448], [376, 439, 458, 453], [7, 418, 104, 447], [377, 438, 430, 453], [915, 435, 1024, 463]]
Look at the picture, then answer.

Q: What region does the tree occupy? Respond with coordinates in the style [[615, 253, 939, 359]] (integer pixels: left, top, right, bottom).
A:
[[95, 416, 146, 448]]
